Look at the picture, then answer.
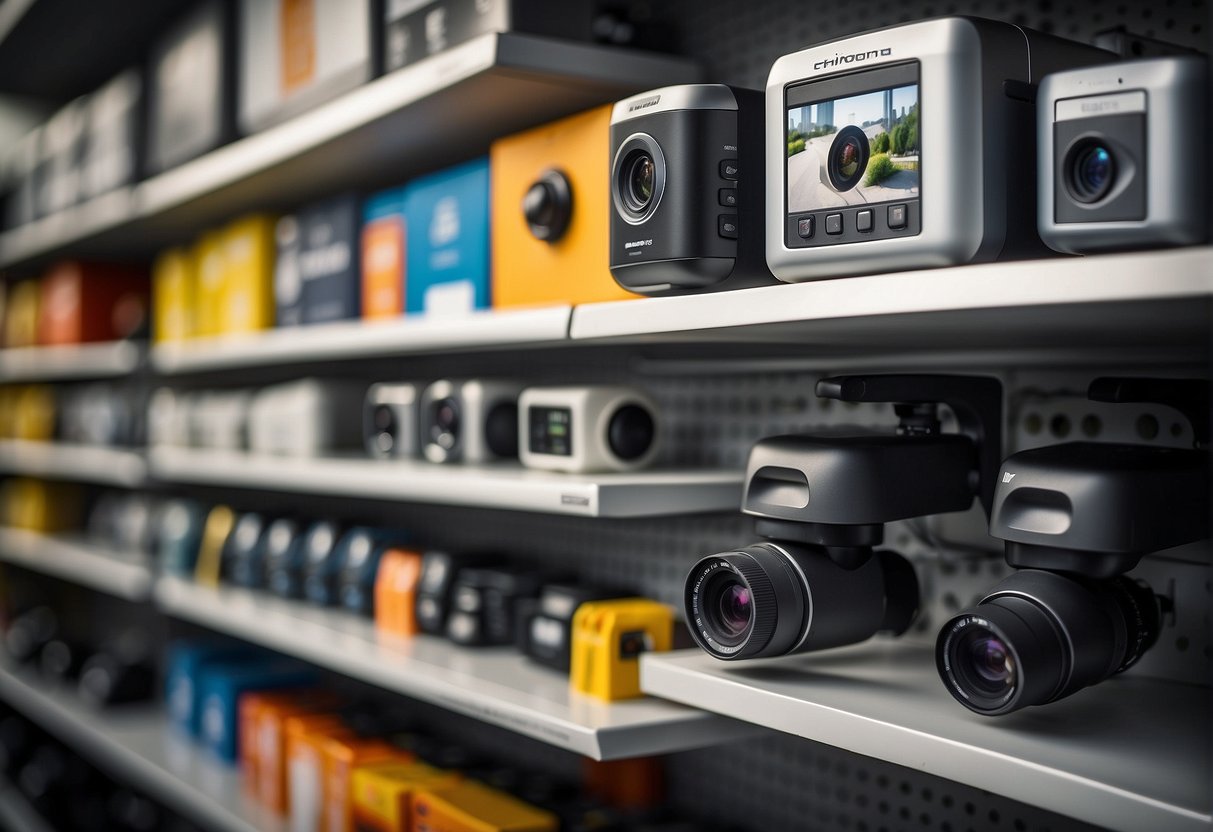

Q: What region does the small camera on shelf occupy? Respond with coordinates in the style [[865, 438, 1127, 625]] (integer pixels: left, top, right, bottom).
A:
[[518, 385, 659, 473], [609, 84, 774, 294], [374, 548, 425, 636], [301, 522, 351, 606], [364, 383, 422, 459], [518, 584, 629, 672], [685, 374, 1003, 661], [223, 511, 267, 588], [1038, 55, 1208, 253], [420, 379, 523, 464], [446, 567, 551, 647], [570, 598, 673, 701], [937, 377, 1208, 715], [249, 378, 365, 458], [765, 17, 1108, 282], [415, 550, 480, 635]]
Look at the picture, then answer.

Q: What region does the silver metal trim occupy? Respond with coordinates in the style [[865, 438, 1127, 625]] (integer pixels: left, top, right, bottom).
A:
[[611, 84, 738, 125]]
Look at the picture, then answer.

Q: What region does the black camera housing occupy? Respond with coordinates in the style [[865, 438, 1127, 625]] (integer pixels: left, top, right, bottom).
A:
[[609, 84, 775, 295], [446, 567, 549, 647], [518, 584, 626, 671], [415, 551, 481, 635]]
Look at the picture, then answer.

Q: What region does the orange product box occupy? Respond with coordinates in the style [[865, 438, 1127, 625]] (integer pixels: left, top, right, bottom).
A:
[[287, 713, 352, 829], [582, 757, 664, 810], [374, 548, 423, 638], [411, 780, 558, 832], [239, 689, 341, 813], [37, 261, 149, 346], [322, 735, 413, 832], [360, 188, 406, 320], [4, 280, 40, 348], [489, 105, 639, 309], [351, 761, 461, 832]]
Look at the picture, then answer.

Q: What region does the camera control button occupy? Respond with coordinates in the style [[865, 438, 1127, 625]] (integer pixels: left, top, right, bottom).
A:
[[825, 213, 843, 235], [797, 216, 814, 239], [888, 204, 907, 229], [718, 187, 738, 207], [718, 215, 739, 239], [719, 159, 739, 180], [856, 209, 874, 233]]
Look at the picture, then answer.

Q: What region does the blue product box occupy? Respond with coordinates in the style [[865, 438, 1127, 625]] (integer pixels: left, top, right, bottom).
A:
[[198, 660, 319, 762], [165, 640, 265, 737], [402, 157, 490, 316], [299, 193, 361, 325]]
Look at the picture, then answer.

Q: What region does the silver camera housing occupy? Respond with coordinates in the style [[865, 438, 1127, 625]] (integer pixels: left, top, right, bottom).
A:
[[363, 382, 421, 459], [1038, 56, 1209, 254], [518, 385, 660, 473], [765, 17, 1109, 281], [420, 379, 523, 464]]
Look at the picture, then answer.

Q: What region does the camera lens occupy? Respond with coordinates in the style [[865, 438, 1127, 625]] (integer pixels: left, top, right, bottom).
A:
[[836, 137, 861, 178], [937, 570, 1160, 715], [612, 134, 665, 224], [628, 154, 654, 208], [717, 583, 752, 636], [1065, 140, 1116, 203], [431, 398, 460, 450], [825, 125, 871, 192]]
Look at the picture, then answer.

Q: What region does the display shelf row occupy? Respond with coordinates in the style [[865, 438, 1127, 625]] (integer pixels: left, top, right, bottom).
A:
[[640, 646, 1212, 832], [0, 440, 147, 488], [0, 32, 699, 271], [0, 338, 141, 382], [0, 663, 282, 832], [0, 526, 152, 600]]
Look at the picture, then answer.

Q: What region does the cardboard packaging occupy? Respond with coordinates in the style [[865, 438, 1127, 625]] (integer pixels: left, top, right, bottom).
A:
[[199, 662, 319, 762], [0, 479, 81, 533], [298, 194, 361, 324], [153, 248, 196, 342], [274, 214, 305, 326], [239, 690, 342, 813], [37, 261, 149, 345], [83, 69, 142, 199], [360, 188, 406, 320], [570, 598, 673, 701], [4, 281, 40, 348], [374, 548, 424, 637], [222, 214, 277, 334], [322, 736, 413, 832], [351, 762, 462, 831], [165, 640, 266, 737], [410, 780, 558, 832], [193, 230, 229, 337], [38, 98, 88, 216]]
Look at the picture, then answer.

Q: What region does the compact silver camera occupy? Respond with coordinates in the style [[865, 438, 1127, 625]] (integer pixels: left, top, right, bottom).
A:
[[363, 383, 421, 459], [420, 379, 523, 464], [765, 17, 1108, 281], [1038, 56, 1208, 253], [518, 385, 660, 473]]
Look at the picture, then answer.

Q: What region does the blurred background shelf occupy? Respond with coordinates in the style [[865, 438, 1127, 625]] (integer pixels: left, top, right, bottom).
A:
[[0, 528, 152, 601], [154, 576, 760, 761], [0, 663, 283, 832], [0, 777, 54, 832], [148, 447, 742, 517], [150, 307, 572, 374], [0, 32, 699, 270], [640, 644, 1212, 832], [0, 338, 142, 382], [571, 249, 1213, 363], [0, 440, 146, 487]]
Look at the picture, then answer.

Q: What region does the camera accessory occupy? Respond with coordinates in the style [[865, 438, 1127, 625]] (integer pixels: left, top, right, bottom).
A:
[[402, 158, 491, 316], [415, 551, 475, 635], [296, 193, 362, 324], [338, 532, 392, 616], [610, 85, 776, 294], [492, 106, 639, 308], [224, 512, 267, 588], [194, 505, 236, 588], [446, 567, 548, 647], [686, 374, 1002, 660], [411, 780, 558, 832], [1038, 55, 1208, 253], [570, 598, 673, 701], [248, 378, 366, 457], [300, 521, 348, 606], [420, 379, 523, 464], [518, 385, 660, 473], [264, 518, 306, 598], [361, 188, 406, 319], [766, 17, 1109, 281], [351, 762, 463, 832], [374, 548, 425, 637], [519, 584, 627, 672], [937, 570, 1162, 715], [156, 499, 206, 576], [239, 690, 344, 815], [364, 383, 421, 459]]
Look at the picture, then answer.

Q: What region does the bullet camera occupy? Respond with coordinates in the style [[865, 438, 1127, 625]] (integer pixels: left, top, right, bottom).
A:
[[686, 374, 1002, 660], [938, 378, 1208, 715], [419, 379, 523, 464], [609, 84, 775, 294], [1038, 56, 1208, 253], [765, 17, 1108, 281], [364, 382, 421, 459], [518, 385, 659, 473]]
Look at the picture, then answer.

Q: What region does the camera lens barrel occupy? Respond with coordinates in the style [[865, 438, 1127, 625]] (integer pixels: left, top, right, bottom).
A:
[[936, 570, 1160, 715], [684, 542, 919, 660], [611, 132, 666, 225]]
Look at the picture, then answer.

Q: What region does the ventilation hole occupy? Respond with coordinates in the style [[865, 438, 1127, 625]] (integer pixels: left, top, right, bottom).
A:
[[989, 809, 1001, 823], [1023, 413, 1043, 435], [1136, 414, 1160, 440], [899, 807, 911, 821], [920, 812, 931, 825], [876, 775, 889, 788], [1049, 414, 1072, 438], [942, 795, 954, 809], [878, 800, 890, 815], [899, 781, 912, 795], [1014, 820, 1027, 831], [1176, 635, 1190, 652], [1080, 414, 1102, 437], [921, 787, 933, 801], [965, 802, 976, 816], [942, 824, 954, 832]]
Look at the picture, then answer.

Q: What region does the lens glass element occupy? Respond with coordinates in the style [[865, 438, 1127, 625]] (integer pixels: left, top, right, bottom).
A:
[[700, 569, 755, 648], [431, 398, 460, 450], [627, 153, 655, 210], [1065, 140, 1116, 203], [836, 137, 861, 178], [717, 584, 752, 637], [951, 623, 1017, 700]]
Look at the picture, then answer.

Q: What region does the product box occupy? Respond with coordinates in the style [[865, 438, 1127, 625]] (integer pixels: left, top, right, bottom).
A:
[[351, 761, 462, 831], [570, 598, 673, 701], [383, 0, 591, 72], [199, 661, 319, 762], [36, 261, 149, 345], [360, 188, 406, 320], [247, 378, 365, 457], [274, 214, 304, 326], [153, 248, 196, 342], [374, 548, 424, 637], [195, 505, 237, 587], [147, 0, 235, 174], [322, 735, 413, 832], [0, 479, 81, 532], [240, 690, 342, 814], [402, 157, 490, 316], [82, 69, 142, 199], [491, 105, 635, 308], [238, 0, 374, 133], [165, 640, 265, 737], [222, 214, 277, 334], [4, 128, 42, 229], [411, 779, 558, 832], [4, 280, 39, 348], [193, 230, 228, 337], [286, 713, 352, 829], [38, 98, 88, 216], [10, 385, 55, 442], [298, 194, 361, 324]]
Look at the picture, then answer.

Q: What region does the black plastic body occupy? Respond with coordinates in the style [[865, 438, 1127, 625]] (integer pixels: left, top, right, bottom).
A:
[[223, 512, 265, 588], [338, 535, 389, 617], [446, 567, 548, 647], [415, 551, 479, 635], [937, 570, 1160, 715], [609, 87, 775, 294], [301, 523, 353, 606], [263, 518, 304, 598], [519, 584, 625, 671]]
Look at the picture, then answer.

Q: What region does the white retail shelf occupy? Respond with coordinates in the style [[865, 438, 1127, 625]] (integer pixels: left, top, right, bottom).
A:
[[154, 576, 760, 761], [0, 339, 141, 382], [571, 248, 1213, 356], [148, 447, 742, 518], [0, 527, 153, 600], [0, 664, 283, 832], [150, 307, 572, 374], [640, 644, 1211, 832], [0, 33, 699, 269], [0, 440, 146, 487]]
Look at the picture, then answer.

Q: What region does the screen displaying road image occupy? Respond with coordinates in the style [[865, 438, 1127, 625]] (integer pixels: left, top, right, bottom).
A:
[[787, 84, 919, 213]]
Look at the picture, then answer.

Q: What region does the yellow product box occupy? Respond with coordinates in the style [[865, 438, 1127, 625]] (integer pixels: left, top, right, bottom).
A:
[[10, 385, 55, 442], [152, 247, 196, 342], [411, 780, 557, 832], [194, 505, 235, 588], [3, 280, 39, 349], [193, 231, 228, 337], [221, 214, 277, 334], [570, 598, 673, 702], [0, 479, 81, 532], [351, 761, 462, 832]]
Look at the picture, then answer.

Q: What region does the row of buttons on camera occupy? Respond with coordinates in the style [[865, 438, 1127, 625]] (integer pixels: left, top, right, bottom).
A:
[[797, 203, 908, 239], [719, 159, 739, 239]]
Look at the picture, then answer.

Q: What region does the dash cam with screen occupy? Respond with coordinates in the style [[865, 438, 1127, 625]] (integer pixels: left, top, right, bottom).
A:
[[609, 85, 775, 294], [1038, 56, 1208, 253], [766, 17, 1108, 281]]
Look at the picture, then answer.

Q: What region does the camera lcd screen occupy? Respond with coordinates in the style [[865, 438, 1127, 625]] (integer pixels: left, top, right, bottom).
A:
[[529, 406, 573, 456]]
